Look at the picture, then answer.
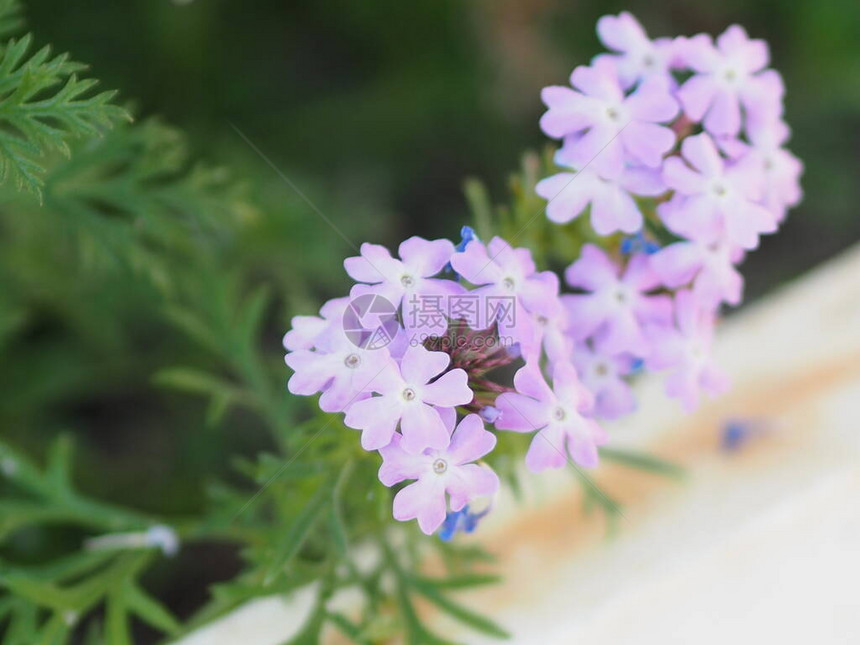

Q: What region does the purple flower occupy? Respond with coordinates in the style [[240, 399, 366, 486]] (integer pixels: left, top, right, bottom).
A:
[[646, 290, 729, 412], [676, 25, 784, 136], [495, 363, 606, 471], [345, 237, 463, 338], [729, 118, 803, 223], [563, 245, 673, 356], [282, 297, 349, 352], [658, 133, 777, 250], [285, 330, 392, 413], [530, 297, 574, 365], [594, 12, 678, 89], [450, 237, 559, 354], [535, 163, 665, 235], [651, 238, 745, 308], [379, 412, 499, 535], [572, 342, 636, 420], [540, 56, 678, 177], [344, 344, 472, 453]]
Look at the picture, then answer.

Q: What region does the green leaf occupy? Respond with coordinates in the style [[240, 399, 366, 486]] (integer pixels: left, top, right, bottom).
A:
[[0, 0, 24, 39], [45, 434, 74, 494], [153, 366, 254, 426], [125, 584, 182, 636], [0, 34, 130, 198], [599, 447, 685, 479], [105, 588, 131, 645], [412, 573, 501, 590], [264, 480, 332, 584], [408, 576, 511, 640], [326, 611, 368, 643]]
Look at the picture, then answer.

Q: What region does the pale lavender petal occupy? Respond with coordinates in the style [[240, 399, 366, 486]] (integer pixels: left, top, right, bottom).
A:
[[446, 414, 496, 465], [704, 89, 742, 136], [597, 12, 648, 53], [565, 243, 619, 290], [536, 172, 594, 225], [663, 157, 706, 195], [400, 403, 450, 454], [512, 364, 554, 402], [540, 86, 596, 138], [651, 242, 704, 288], [625, 78, 679, 122], [570, 59, 623, 102], [393, 478, 447, 535], [283, 315, 327, 351], [422, 368, 473, 407], [682, 133, 724, 177], [344, 395, 401, 451], [525, 426, 568, 472], [378, 434, 429, 485], [494, 392, 550, 432], [400, 344, 449, 386], [677, 74, 718, 121], [449, 240, 501, 286], [447, 464, 499, 512], [590, 184, 642, 235], [398, 237, 455, 277], [344, 243, 400, 284], [563, 293, 610, 341]]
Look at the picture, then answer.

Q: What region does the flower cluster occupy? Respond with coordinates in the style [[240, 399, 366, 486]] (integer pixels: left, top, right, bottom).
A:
[[284, 232, 610, 535], [537, 12, 802, 411], [283, 14, 802, 538]]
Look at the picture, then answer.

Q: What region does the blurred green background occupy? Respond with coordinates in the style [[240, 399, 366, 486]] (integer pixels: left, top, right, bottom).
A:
[[3, 0, 859, 633]]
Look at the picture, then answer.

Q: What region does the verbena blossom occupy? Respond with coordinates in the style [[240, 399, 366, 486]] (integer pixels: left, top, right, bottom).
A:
[[285, 329, 392, 413], [495, 364, 607, 471], [724, 118, 804, 222], [564, 244, 672, 356], [594, 11, 678, 89], [540, 56, 678, 177], [658, 133, 776, 250], [677, 25, 784, 137], [346, 237, 463, 338], [450, 235, 559, 355], [344, 344, 472, 453], [646, 290, 729, 411], [535, 163, 665, 235], [282, 297, 349, 352], [571, 342, 636, 420], [378, 413, 499, 535], [651, 238, 745, 308]]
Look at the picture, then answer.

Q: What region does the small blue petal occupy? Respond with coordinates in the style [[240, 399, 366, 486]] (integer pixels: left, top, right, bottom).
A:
[[456, 225, 478, 253], [437, 504, 491, 541], [621, 232, 660, 256], [722, 420, 752, 452]]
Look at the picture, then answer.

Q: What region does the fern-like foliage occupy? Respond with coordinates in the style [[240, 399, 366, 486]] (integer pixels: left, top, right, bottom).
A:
[[0, 31, 129, 198], [0, 0, 23, 39]]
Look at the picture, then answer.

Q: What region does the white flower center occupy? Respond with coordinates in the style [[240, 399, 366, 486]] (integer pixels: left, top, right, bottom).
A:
[[344, 353, 361, 369], [594, 361, 610, 378], [402, 387, 416, 401], [553, 406, 566, 421], [711, 180, 729, 198], [502, 276, 516, 292], [613, 286, 632, 306], [433, 458, 448, 474], [400, 274, 415, 288]]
